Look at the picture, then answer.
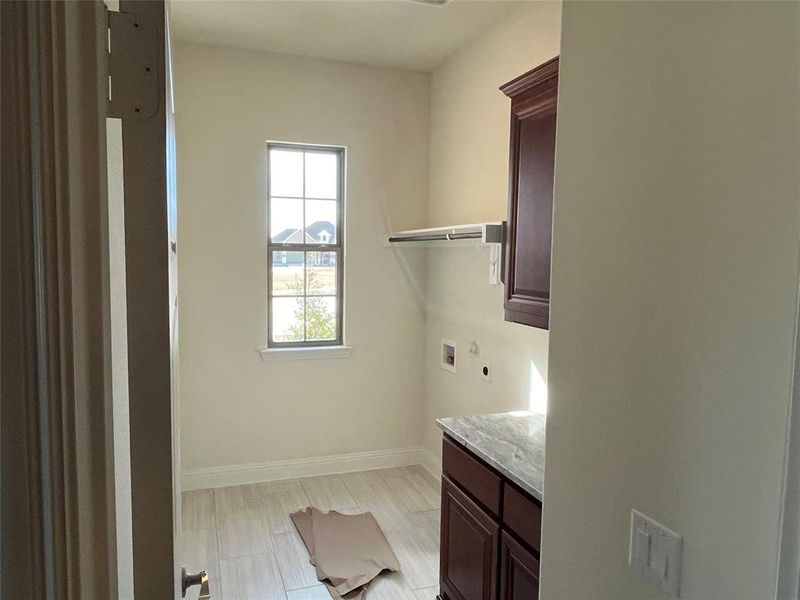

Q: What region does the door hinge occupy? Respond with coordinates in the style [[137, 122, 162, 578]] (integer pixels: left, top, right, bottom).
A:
[[107, 9, 159, 119]]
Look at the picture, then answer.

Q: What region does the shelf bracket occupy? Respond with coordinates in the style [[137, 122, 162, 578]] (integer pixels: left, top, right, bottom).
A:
[[488, 244, 502, 285]]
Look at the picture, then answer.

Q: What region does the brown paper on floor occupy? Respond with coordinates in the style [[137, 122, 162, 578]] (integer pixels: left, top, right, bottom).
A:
[[290, 507, 401, 599]]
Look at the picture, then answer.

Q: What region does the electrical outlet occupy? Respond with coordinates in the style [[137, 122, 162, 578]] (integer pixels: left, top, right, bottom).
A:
[[480, 360, 492, 382]]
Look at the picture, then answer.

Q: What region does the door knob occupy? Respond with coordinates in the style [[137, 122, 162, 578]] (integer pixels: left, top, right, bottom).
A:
[[182, 566, 210, 599]]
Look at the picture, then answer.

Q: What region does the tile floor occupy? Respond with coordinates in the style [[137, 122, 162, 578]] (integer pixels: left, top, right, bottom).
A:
[[180, 466, 441, 600]]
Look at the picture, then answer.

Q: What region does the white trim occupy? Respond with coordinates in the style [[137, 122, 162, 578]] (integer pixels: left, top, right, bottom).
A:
[[418, 446, 442, 482], [181, 446, 429, 491], [258, 345, 352, 362]]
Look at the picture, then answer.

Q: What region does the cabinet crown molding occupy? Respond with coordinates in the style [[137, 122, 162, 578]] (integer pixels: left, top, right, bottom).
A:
[[500, 56, 559, 98]]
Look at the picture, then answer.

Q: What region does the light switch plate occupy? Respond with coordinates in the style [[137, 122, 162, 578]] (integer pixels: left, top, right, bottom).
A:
[[629, 509, 683, 597]]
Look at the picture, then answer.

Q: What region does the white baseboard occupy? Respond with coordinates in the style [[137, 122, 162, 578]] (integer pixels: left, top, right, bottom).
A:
[[418, 446, 442, 482], [181, 446, 436, 491]]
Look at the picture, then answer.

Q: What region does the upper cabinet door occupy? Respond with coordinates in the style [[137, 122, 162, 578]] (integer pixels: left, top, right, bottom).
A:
[[501, 57, 559, 329]]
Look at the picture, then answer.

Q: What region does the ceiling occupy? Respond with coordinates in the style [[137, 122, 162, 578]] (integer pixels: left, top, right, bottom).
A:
[[170, 0, 530, 72]]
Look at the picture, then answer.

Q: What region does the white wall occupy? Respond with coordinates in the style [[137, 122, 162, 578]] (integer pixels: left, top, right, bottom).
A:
[[175, 43, 430, 473], [175, 5, 563, 478], [420, 2, 561, 463], [107, 117, 133, 600], [542, 2, 800, 599]]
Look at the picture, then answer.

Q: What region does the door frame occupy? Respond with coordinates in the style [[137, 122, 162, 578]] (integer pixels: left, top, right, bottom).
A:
[[1, 1, 116, 598], [1, 1, 176, 598], [114, 0, 176, 597], [777, 287, 800, 599]]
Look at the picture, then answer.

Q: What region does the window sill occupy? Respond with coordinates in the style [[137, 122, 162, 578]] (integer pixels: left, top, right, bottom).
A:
[[257, 345, 352, 362]]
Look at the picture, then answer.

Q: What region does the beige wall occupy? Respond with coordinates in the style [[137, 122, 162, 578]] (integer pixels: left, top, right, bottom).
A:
[[175, 43, 430, 471], [542, 2, 800, 599], [427, 2, 561, 227], [420, 2, 561, 463]]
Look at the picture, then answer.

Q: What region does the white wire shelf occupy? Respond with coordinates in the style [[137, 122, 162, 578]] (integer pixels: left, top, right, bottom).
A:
[[384, 222, 504, 247]]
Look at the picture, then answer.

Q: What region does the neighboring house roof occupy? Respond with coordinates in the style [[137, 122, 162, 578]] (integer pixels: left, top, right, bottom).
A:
[[273, 221, 335, 244], [273, 228, 303, 243], [305, 220, 335, 241]]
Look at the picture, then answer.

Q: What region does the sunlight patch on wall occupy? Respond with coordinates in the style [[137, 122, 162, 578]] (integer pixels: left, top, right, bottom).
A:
[[528, 359, 548, 415]]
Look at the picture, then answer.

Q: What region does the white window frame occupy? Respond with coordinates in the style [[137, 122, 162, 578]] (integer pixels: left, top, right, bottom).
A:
[[266, 142, 345, 349]]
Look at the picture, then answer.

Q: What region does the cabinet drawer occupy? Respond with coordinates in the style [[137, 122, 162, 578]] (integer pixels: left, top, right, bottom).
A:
[[502, 483, 542, 554], [442, 436, 503, 516]]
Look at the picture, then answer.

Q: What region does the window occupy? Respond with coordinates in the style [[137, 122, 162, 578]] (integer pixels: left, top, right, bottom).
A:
[[267, 143, 344, 347]]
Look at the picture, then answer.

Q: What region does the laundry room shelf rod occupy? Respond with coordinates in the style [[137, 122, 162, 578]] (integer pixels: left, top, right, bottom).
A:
[[385, 222, 504, 247]]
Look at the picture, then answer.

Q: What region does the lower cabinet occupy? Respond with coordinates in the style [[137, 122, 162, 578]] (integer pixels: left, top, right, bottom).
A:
[[440, 435, 542, 600], [499, 532, 539, 600], [440, 476, 499, 600]]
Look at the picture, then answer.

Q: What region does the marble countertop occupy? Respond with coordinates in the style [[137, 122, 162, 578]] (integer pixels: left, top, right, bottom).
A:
[[436, 411, 545, 501]]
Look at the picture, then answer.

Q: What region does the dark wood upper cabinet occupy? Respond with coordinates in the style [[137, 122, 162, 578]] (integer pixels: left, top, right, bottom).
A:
[[501, 57, 559, 329], [440, 475, 499, 600]]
